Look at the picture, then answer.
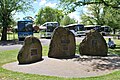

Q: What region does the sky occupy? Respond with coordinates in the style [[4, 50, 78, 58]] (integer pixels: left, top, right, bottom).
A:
[[14, 0, 87, 23]]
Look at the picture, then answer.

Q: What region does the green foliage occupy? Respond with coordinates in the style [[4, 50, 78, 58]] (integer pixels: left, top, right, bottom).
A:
[[0, 0, 34, 24], [60, 15, 76, 26], [103, 7, 120, 29], [57, 0, 120, 13], [57, 0, 120, 29], [35, 6, 64, 25], [0, 0, 35, 41], [81, 4, 105, 25], [81, 14, 95, 25], [80, 4, 120, 30]]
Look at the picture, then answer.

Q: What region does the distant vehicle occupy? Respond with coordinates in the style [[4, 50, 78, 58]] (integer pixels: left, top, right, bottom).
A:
[[84, 25, 101, 31], [84, 25, 111, 36], [40, 22, 59, 38], [76, 30, 86, 37], [75, 25, 101, 37], [17, 20, 33, 41], [64, 24, 84, 36], [100, 26, 111, 36]]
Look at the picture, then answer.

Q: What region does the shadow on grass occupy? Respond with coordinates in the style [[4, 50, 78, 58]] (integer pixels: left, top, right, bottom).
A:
[[114, 44, 120, 49], [109, 44, 120, 56], [75, 44, 120, 71], [74, 54, 120, 71]]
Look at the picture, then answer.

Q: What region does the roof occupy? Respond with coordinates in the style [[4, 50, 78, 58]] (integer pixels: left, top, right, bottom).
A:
[[84, 25, 101, 27], [65, 24, 84, 27], [18, 19, 33, 22], [43, 22, 58, 24]]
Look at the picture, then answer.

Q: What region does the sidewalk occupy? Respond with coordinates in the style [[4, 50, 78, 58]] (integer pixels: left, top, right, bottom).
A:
[[3, 55, 119, 78]]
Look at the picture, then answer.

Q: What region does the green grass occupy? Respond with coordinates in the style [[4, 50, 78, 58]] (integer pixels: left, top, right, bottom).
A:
[[108, 39, 120, 56], [33, 32, 41, 39], [1, 40, 120, 80]]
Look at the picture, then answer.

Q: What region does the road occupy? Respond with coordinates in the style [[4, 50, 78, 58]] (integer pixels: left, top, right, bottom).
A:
[[0, 36, 112, 51]]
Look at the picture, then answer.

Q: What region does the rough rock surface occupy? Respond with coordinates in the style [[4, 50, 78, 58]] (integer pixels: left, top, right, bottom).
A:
[[79, 30, 108, 56], [17, 36, 42, 64], [48, 27, 76, 58]]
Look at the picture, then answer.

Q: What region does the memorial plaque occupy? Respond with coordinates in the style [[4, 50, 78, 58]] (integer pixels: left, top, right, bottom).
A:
[[79, 30, 108, 56], [18, 36, 42, 64], [61, 40, 70, 44], [63, 46, 68, 50], [48, 27, 76, 58], [92, 39, 97, 46], [31, 48, 37, 56]]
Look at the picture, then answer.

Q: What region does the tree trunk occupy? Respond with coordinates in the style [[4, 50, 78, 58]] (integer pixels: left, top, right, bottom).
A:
[[113, 28, 116, 34], [1, 27, 7, 41], [1, 13, 9, 41]]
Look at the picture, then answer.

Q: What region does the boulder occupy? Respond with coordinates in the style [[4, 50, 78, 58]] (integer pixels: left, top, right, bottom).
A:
[[17, 36, 42, 64], [48, 27, 76, 58], [79, 30, 108, 56]]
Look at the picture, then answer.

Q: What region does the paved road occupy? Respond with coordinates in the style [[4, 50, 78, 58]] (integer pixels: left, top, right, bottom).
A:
[[0, 44, 22, 51], [0, 36, 113, 51], [0, 39, 51, 51]]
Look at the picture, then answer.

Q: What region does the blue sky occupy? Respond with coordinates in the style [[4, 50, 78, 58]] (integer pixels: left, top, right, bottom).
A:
[[14, 0, 87, 23]]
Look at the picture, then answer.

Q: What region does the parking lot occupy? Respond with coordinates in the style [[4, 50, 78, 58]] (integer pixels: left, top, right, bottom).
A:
[[0, 36, 113, 51]]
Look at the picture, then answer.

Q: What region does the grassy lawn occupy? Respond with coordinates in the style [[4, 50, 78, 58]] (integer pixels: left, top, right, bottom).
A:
[[0, 39, 120, 80]]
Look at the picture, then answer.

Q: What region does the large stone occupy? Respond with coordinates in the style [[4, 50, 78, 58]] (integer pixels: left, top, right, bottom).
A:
[[48, 27, 76, 58], [17, 36, 42, 64], [79, 30, 108, 56]]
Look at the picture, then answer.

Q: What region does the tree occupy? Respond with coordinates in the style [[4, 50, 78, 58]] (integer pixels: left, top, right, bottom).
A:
[[55, 0, 120, 31], [0, 0, 35, 41], [60, 15, 76, 26], [35, 6, 64, 25], [80, 4, 120, 34], [81, 4, 105, 25], [103, 7, 120, 34], [58, 0, 120, 13], [23, 16, 34, 21], [81, 14, 95, 25]]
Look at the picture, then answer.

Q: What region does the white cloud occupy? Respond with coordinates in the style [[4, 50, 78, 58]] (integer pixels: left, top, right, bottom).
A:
[[39, 0, 47, 6], [45, 2, 57, 8], [68, 12, 81, 23], [82, 6, 88, 14], [33, 1, 38, 4], [39, 0, 57, 8]]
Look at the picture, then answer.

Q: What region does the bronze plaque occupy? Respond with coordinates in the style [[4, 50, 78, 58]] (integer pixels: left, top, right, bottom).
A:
[[31, 48, 37, 56]]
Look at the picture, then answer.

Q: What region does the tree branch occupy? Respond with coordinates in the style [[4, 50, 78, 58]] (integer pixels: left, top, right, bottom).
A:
[[101, 0, 120, 9], [74, 0, 120, 9]]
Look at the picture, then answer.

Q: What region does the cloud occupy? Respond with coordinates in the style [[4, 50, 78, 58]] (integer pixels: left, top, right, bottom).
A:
[[33, 1, 38, 4], [39, 0, 57, 8], [82, 5, 89, 14], [45, 2, 57, 8], [68, 12, 81, 23], [39, 0, 47, 6]]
